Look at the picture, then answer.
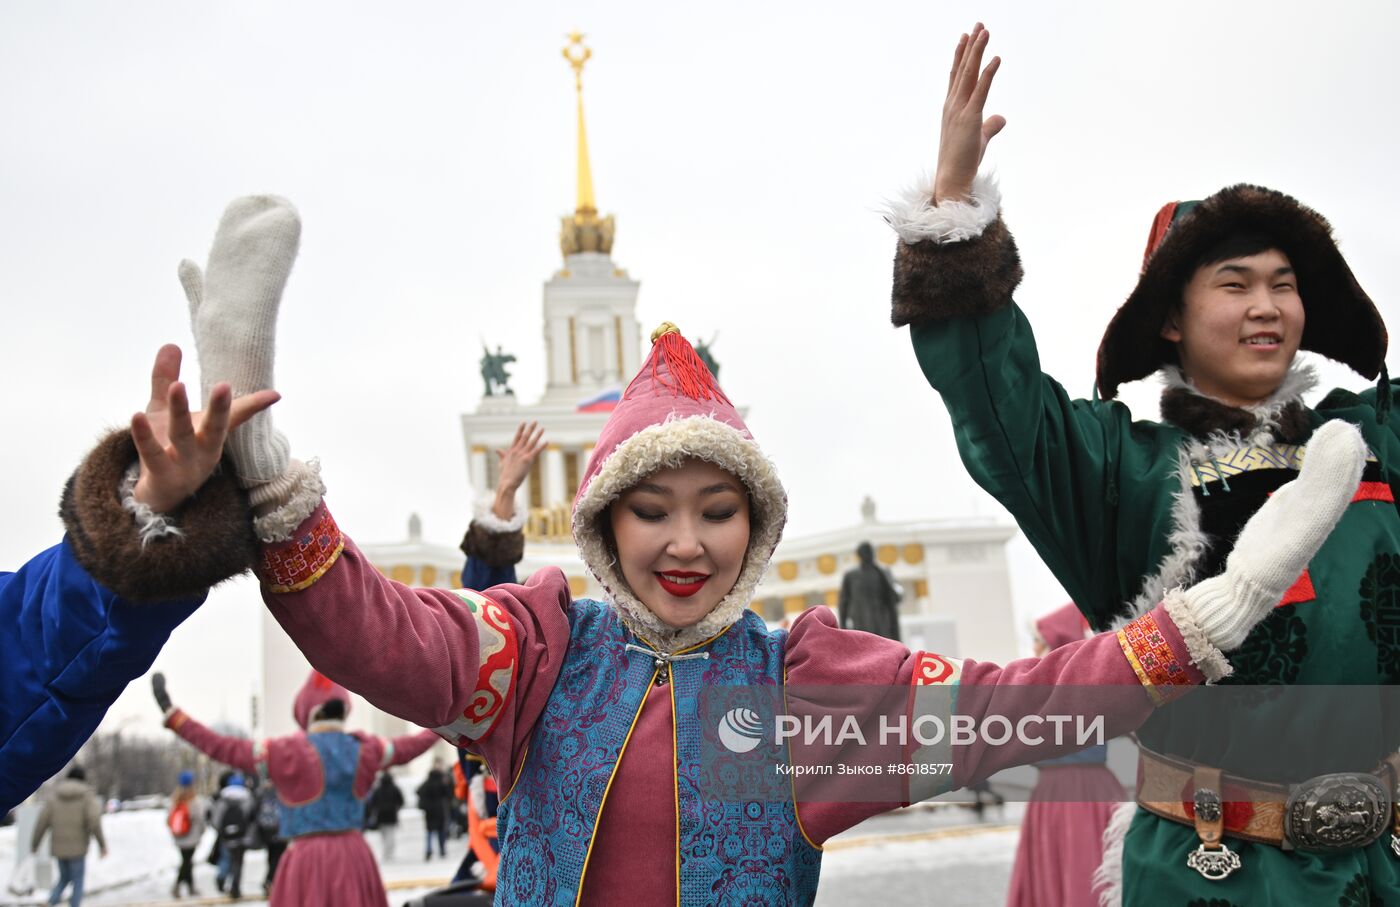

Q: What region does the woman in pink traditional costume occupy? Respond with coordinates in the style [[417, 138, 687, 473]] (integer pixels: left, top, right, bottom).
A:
[[1006, 603, 1128, 906], [118, 196, 1368, 906], [151, 669, 439, 905]]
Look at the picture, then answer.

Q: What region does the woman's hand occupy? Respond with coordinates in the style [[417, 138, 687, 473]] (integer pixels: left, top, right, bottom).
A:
[[933, 23, 1006, 204], [492, 421, 547, 520], [131, 344, 280, 514]]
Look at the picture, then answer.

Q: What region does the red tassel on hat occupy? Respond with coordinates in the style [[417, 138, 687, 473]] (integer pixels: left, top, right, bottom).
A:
[[637, 322, 731, 405], [1141, 202, 1179, 272]]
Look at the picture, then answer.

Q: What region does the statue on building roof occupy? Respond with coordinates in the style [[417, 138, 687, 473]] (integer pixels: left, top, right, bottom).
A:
[[694, 334, 720, 381], [481, 344, 517, 396]]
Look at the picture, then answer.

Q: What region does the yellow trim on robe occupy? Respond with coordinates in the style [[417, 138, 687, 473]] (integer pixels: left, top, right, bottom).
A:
[[497, 741, 531, 805], [1117, 628, 1167, 707], [782, 666, 824, 853], [671, 668, 682, 907]]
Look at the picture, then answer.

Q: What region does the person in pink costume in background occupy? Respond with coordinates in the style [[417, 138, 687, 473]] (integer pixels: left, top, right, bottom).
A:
[[119, 196, 1369, 905], [152, 669, 439, 906], [1006, 603, 1128, 906]]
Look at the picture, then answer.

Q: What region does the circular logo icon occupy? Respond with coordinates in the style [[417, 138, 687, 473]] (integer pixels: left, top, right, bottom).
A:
[[717, 707, 765, 753]]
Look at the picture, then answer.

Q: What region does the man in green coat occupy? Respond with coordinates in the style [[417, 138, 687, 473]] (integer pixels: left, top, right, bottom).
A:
[[887, 23, 1400, 906]]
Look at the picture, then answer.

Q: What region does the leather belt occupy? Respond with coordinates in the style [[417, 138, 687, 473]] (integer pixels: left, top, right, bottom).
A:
[[1136, 745, 1400, 880]]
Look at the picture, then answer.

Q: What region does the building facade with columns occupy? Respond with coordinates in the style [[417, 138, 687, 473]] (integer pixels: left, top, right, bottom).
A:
[[258, 35, 1020, 747]]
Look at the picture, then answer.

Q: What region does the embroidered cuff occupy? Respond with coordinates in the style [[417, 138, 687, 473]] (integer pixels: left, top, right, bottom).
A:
[[1116, 610, 1195, 706], [1162, 588, 1233, 682], [119, 462, 184, 545], [884, 173, 1001, 245], [258, 504, 345, 593], [432, 589, 519, 745]]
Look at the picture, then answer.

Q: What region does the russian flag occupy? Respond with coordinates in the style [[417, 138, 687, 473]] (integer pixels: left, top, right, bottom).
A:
[[576, 387, 621, 413]]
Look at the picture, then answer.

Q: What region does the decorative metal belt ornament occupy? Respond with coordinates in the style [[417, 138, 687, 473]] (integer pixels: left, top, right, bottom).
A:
[[1283, 773, 1391, 853], [1187, 843, 1242, 880], [1187, 787, 1241, 880]]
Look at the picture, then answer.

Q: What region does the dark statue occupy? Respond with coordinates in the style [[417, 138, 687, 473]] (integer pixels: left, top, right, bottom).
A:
[[694, 335, 720, 381], [481, 344, 517, 396]]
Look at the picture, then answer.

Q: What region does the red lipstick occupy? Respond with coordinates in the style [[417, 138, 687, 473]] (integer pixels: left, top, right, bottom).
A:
[[655, 571, 709, 598]]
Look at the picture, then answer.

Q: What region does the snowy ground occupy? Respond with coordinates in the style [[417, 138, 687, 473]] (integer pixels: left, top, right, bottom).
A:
[[2, 802, 1025, 906]]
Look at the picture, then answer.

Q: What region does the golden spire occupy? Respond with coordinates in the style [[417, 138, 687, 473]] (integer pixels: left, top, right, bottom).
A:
[[559, 31, 615, 257], [563, 31, 596, 218]]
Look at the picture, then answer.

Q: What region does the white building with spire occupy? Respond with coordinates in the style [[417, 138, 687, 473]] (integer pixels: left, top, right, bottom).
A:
[[258, 34, 1020, 744]]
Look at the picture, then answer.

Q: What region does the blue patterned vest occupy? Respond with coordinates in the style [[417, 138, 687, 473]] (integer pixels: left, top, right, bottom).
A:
[[495, 599, 822, 906], [280, 732, 366, 838]]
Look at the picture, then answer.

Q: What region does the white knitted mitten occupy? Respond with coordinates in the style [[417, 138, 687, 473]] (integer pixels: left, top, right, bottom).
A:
[[179, 196, 300, 487], [1182, 420, 1366, 651]]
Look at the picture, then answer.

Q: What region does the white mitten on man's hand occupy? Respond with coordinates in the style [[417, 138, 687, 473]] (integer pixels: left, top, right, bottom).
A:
[[180, 196, 300, 488], [1183, 419, 1366, 652]]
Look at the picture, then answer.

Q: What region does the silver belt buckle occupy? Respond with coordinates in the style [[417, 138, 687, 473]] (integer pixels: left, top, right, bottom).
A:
[[1283, 772, 1390, 853]]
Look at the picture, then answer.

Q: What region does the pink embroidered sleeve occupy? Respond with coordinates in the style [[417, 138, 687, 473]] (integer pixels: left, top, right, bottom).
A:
[[258, 503, 574, 785], [784, 603, 1210, 844]]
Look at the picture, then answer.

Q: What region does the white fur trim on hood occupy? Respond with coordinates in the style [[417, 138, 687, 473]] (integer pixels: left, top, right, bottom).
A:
[[571, 415, 787, 652]]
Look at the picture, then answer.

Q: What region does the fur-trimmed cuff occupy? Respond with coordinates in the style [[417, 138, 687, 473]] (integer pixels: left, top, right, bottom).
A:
[[1162, 588, 1233, 683], [119, 463, 184, 545], [460, 504, 526, 569], [60, 430, 259, 603], [250, 459, 326, 543], [888, 177, 1023, 328], [472, 500, 526, 534], [884, 173, 1001, 245]]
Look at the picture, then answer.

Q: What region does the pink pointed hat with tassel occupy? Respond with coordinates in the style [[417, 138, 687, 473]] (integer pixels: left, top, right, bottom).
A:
[[292, 670, 352, 729], [572, 323, 787, 650]]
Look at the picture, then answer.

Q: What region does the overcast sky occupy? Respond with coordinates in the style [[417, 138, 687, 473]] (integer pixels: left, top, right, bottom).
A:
[[3, 0, 1398, 741]]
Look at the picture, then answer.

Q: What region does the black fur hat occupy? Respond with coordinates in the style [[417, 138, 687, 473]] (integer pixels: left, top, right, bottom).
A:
[[1095, 184, 1386, 399]]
